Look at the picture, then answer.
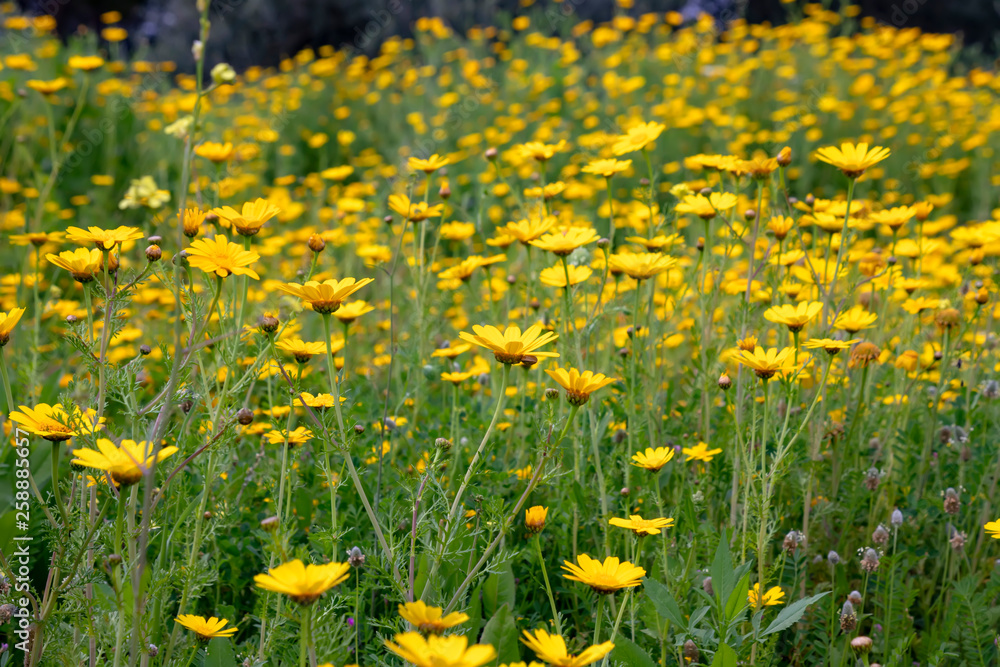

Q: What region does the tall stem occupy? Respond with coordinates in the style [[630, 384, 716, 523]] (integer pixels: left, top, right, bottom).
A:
[[535, 534, 562, 635]]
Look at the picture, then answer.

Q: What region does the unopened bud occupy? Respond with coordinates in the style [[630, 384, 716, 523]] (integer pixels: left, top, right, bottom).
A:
[[485, 147, 498, 161], [237, 408, 254, 425], [260, 515, 279, 531], [307, 234, 326, 253]]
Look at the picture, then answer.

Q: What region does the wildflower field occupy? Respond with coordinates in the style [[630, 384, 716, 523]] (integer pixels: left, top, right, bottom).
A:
[[2, 2, 1000, 666]]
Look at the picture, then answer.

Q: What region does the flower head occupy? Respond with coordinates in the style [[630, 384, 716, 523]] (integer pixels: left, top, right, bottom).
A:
[[581, 159, 631, 178], [46, 248, 105, 283], [612, 121, 665, 155], [561, 553, 645, 594], [195, 141, 234, 163], [984, 519, 1000, 539], [65, 225, 144, 250], [274, 339, 327, 363], [733, 346, 796, 380], [72, 438, 177, 487], [516, 140, 566, 161], [459, 324, 558, 366], [763, 302, 823, 332], [525, 506, 549, 533], [675, 192, 737, 219], [212, 198, 282, 236], [11, 403, 103, 442], [276, 278, 374, 314], [389, 194, 444, 222], [521, 628, 614, 667], [834, 305, 878, 333], [333, 300, 375, 324], [409, 154, 451, 173], [803, 338, 858, 355], [682, 442, 723, 462], [608, 253, 677, 281], [539, 264, 592, 288], [264, 426, 314, 447], [253, 559, 350, 605], [609, 515, 674, 536], [748, 584, 785, 608], [630, 446, 675, 472], [529, 228, 600, 256], [815, 142, 890, 178], [384, 633, 495, 667], [0, 307, 26, 346], [174, 615, 237, 641], [545, 367, 616, 405], [398, 600, 469, 633], [185, 235, 260, 279]]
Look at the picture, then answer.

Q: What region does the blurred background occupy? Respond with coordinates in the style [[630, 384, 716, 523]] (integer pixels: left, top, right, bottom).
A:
[[15, 0, 1000, 72]]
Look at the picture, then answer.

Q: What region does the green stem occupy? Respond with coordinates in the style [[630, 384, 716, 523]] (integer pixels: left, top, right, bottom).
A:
[[825, 178, 856, 327], [0, 346, 14, 414], [601, 590, 632, 667], [535, 534, 562, 635]]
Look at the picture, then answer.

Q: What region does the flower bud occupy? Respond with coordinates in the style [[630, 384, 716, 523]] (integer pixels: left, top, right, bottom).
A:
[[260, 515, 279, 531], [211, 62, 237, 85], [943, 487, 961, 515], [435, 437, 452, 452], [840, 601, 857, 632], [860, 548, 880, 573], [307, 234, 326, 253], [145, 245, 162, 262], [259, 313, 280, 334], [683, 640, 699, 663], [139, 344, 151, 356], [718, 373, 732, 390], [827, 550, 840, 565], [485, 147, 498, 161], [891, 508, 903, 527], [851, 636, 872, 654], [872, 524, 889, 546], [237, 408, 254, 425], [544, 387, 560, 400], [348, 546, 365, 568]]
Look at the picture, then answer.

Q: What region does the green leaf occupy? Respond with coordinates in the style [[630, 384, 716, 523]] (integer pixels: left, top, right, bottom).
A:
[[644, 577, 687, 629], [480, 603, 520, 664], [760, 592, 829, 637], [464, 583, 484, 642], [710, 642, 738, 667], [725, 572, 750, 622], [483, 561, 516, 616], [204, 638, 238, 667], [608, 635, 657, 667], [709, 532, 735, 609]]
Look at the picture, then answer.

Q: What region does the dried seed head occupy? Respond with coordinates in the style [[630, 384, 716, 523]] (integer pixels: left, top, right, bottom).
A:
[[348, 546, 365, 568], [827, 550, 841, 565], [860, 548, 880, 573], [683, 640, 699, 662], [864, 467, 882, 491], [847, 590, 863, 606], [943, 487, 961, 515], [236, 408, 254, 425], [0, 603, 14, 624], [949, 530, 967, 551], [839, 601, 857, 632], [891, 508, 903, 527], [872, 524, 889, 546], [783, 530, 805, 554], [702, 576, 714, 596]]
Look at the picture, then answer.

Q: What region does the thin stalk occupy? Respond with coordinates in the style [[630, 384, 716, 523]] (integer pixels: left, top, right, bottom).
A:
[[535, 533, 562, 634]]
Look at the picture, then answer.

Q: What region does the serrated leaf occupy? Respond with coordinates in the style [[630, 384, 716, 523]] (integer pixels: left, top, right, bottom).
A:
[[761, 592, 829, 637], [480, 603, 520, 664], [608, 635, 657, 667], [644, 577, 687, 629]]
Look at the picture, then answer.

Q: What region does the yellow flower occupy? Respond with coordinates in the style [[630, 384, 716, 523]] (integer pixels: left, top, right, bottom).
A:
[[803, 338, 858, 355], [625, 234, 682, 252], [525, 505, 549, 533], [194, 141, 234, 163], [333, 300, 375, 324], [630, 446, 675, 472], [763, 302, 823, 332], [674, 192, 738, 219], [612, 121, 665, 155], [118, 176, 171, 210], [320, 165, 354, 181], [212, 198, 282, 236], [458, 324, 559, 366], [277, 278, 374, 314], [529, 228, 600, 256], [181, 208, 208, 237], [607, 253, 677, 281], [27, 78, 69, 95], [293, 392, 344, 410], [561, 553, 645, 594], [431, 343, 472, 359], [814, 142, 890, 178], [0, 307, 26, 346], [521, 628, 614, 667], [767, 216, 795, 240], [544, 367, 616, 405], [274, 339, 326, 362], [438, 255, 506, 282], [253, 559, 350, 605], [10, 403, 103, 442], [504, 217, 557, 244], [385, 633, 495, 667], [65, 225, 144, 250], [174, 615, 237, 641], [72, 439, 177, 487], [389, 194, 444, 222], [409, 154, 451, 173], [609, 515, 674, 536], [398, 600, 470, 633], [263, 426, 314, 447], [581, 158, 631, 178], [736, 157, 779, 180], [539, 264, 592, 288], [733, 346, 796, 380], [46, 248, 107, 284], [9, 231, 65, 246], [101, 26, 128, 42], [868, 206, 914, 231], [516, 140, 566, 161], [984, 519, 1000, 539], [682, 442, 723, 462], [186, 235, 261, 279], [748, 584, 785, 608], [68, 55, 105, 71], [834, 305, 878, 333]]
